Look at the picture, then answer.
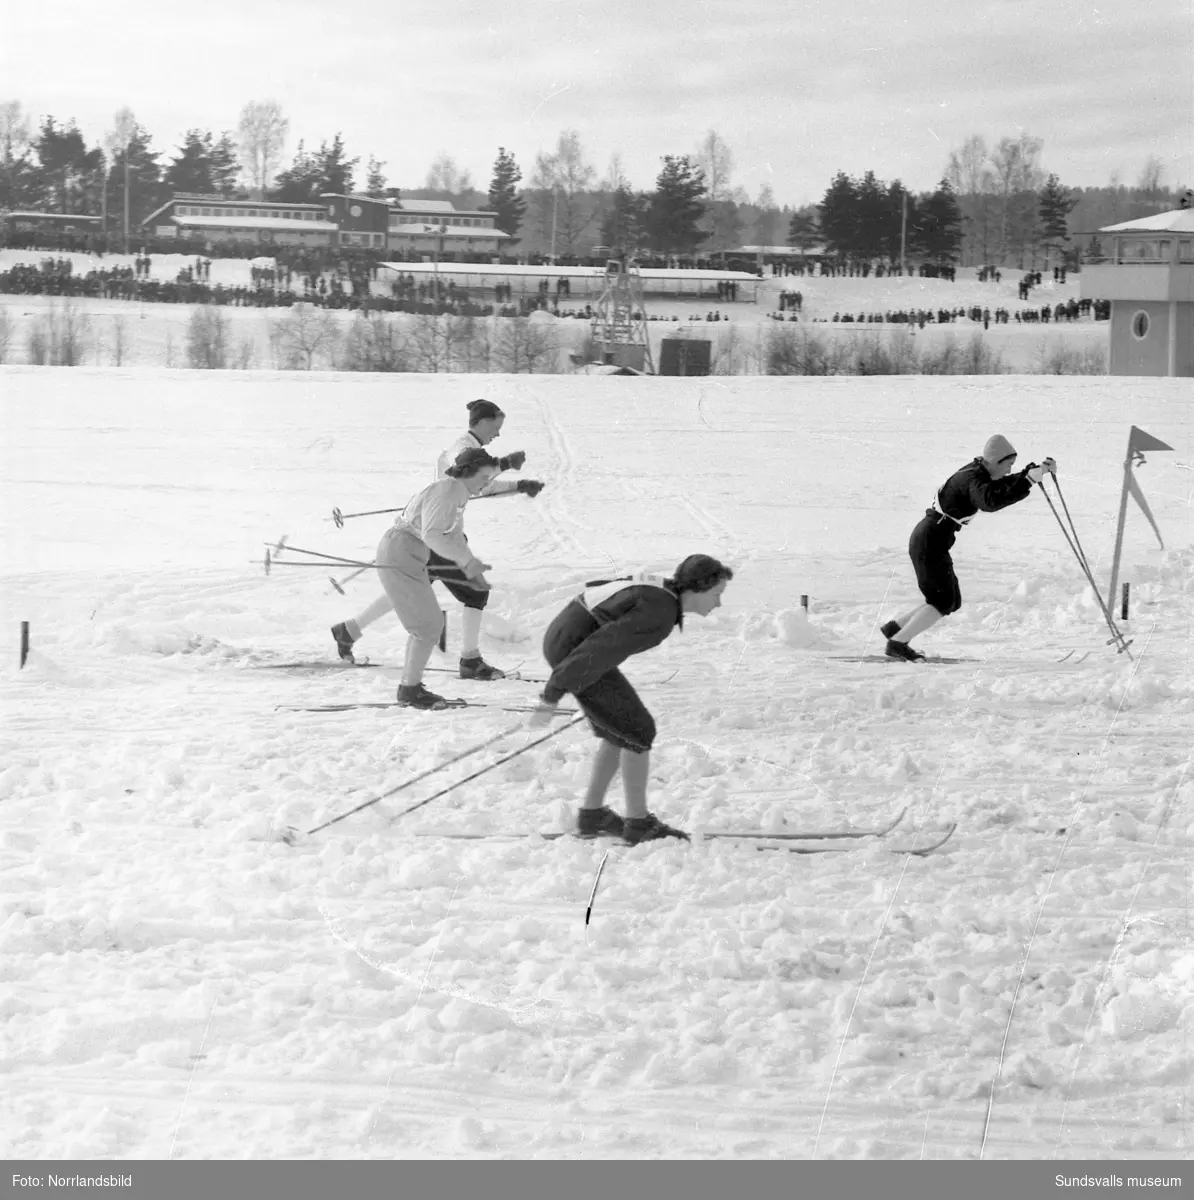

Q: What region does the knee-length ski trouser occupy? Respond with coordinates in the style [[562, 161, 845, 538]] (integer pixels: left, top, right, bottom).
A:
[[375, 527, 447, 644], [542, 601, 656, 753], [908, 511, 963, 615], [349, 539, 488, 640]]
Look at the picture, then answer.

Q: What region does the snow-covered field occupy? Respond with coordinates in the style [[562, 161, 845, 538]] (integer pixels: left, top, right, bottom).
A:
[[0, 247, 1106, 373], [0, 366, 1190, 1160]]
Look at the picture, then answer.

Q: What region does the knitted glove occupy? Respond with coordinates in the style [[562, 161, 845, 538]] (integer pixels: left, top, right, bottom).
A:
[[517, 480, 545, 497]]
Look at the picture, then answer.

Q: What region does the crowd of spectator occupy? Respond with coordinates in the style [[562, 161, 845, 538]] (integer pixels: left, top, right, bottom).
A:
[[1, 236, 1113, 335], [783, 297, 1109, 329]]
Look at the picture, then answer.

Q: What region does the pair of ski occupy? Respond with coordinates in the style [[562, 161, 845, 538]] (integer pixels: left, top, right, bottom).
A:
[[828, 650, 1090, 666], [257, 657, 550, 713], [278, 698, 577, 716], [252, 657, 549, 679], [407, 806, 957, 857]]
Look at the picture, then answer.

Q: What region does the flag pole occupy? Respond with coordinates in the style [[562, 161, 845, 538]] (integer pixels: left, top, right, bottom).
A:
[[1107, 434, 1133, 611]]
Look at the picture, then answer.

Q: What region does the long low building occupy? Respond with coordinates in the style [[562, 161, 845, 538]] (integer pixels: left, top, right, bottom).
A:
[[380, 259, 761, 300], [141, 193, 511, 255]]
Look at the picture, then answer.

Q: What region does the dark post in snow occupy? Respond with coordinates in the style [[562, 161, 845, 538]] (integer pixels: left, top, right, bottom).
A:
[[19, 621, 30, 668], [800, 594, 809, 613], [1121, 582, 1130, 621]]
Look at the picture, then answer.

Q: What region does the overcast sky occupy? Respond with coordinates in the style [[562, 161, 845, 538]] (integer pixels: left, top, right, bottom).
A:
[[4, 0, 1190, 205]]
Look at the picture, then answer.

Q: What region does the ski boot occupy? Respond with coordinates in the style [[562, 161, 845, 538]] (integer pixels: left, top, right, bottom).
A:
[[459, 654, 506, 680], [623, 812, 690, 845], [396, 683, 452, 710], [331, 622, 356, 663], [576, 806, 625, 840], [885, 639, 926, 662]]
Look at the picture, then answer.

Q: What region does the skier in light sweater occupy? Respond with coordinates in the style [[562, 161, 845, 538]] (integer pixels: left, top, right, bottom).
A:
[[331, 399, 545, 677], [880, 434, 1055, 661], [377, 448, 506, 711]]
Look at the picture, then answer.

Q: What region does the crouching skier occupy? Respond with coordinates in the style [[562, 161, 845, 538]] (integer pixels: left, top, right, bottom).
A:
[[880, 434, 1055, 661], [528, 554, 734, 844]]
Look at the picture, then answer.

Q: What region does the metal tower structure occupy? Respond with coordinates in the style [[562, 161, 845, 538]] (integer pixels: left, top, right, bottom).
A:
[[590, 259, 654, 373]]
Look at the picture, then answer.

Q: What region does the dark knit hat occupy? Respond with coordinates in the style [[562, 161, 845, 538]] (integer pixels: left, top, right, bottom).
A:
[[447, 447, 500, 476], [670, 553, 734, 593]]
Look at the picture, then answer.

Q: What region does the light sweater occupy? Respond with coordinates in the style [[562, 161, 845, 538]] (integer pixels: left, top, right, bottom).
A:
[[393, 477, 481, 571]]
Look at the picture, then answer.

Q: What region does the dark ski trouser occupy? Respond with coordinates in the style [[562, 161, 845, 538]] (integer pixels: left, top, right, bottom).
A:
[[909, 511, 963, 615], [427, 546, 488, 610], [542, 601, 656, 753]]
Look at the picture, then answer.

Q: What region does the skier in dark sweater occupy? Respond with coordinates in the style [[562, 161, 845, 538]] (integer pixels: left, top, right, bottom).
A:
[[528, 554, 734, 844], [881, 434, 1055, 661]]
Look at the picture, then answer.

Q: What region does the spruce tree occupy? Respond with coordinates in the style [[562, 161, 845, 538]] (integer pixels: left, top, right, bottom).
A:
[[915, 178, 964, 263], [271, 134, 357, 202], [164, 131, 217, 194], [34, 117, 104, 213], [599, 185, 648, 258], [209, 133, 241, 195], [485, 147, 526, 240], [271, 141, 318, 203], [313, 133, 357, 196], [787, 210, 819, 254], [817, 171, 858, 260], [646, 155, 707, 256], [853, 170, 886, 261], [104, 124, 163, 226], [365, 156, 387, 198], [1038, 173, 1076, 265]]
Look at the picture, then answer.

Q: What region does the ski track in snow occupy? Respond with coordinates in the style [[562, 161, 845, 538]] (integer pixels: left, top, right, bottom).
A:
[[0, 368, 1190, 1161]]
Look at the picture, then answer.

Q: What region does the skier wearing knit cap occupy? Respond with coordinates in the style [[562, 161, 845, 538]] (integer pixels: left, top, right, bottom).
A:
[[880, 435, 1055, 661], [527, 554, 734, 844], [331, 399, 546, 678]]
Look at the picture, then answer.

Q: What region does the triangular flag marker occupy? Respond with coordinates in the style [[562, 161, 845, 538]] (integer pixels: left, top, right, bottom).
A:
[[1109, 426, 1173, 607]]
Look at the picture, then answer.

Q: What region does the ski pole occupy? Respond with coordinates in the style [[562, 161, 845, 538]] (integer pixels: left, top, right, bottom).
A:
[[329, 565, 371, 595], [264, 559, 376, 572], [1051, 478, 1132, 655], [1040, 482, 1129, 654], [1050, 476, 1100, 583], [387, 716, 586, 826], [1038, 481, 1131, 656], [329, 505, 404, 528], [266, 542, 373, 568], [304, 726, 519, 837]]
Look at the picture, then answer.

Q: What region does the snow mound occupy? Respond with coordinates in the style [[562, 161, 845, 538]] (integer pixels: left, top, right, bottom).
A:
[[774, 608, 837, 649]]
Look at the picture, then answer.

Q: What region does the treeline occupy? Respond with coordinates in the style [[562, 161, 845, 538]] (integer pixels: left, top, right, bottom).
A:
[[0, 98, 1186, 267]]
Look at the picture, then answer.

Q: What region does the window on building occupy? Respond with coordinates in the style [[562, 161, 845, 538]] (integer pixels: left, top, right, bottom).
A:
[[1119, 238, 1165, 263], [1179, 240, 1194, 262], [1131, 311, 1150, 340], [202, 207, 212, 216]]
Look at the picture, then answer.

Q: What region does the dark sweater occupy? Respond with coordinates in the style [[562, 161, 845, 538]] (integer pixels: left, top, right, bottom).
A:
[[542, 584, 681, 703], [937, 457, 1035, 523]]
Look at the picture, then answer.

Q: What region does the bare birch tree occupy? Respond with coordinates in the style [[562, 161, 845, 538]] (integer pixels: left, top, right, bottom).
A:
[[696, 129, 740, 257], [530, 130, 597, 256], [237, 100, 288, 196]]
